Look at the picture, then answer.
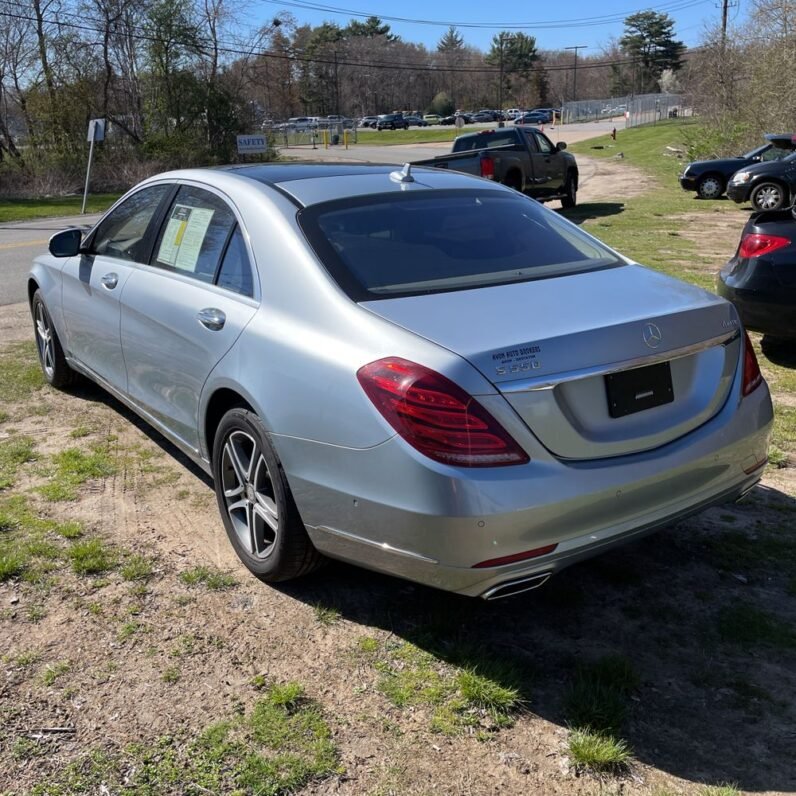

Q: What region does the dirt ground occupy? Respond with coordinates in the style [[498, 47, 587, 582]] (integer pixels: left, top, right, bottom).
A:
[[1, 160, 795, 796]]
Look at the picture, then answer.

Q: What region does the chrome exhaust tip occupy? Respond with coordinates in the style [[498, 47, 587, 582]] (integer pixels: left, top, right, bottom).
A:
[[481, 572, 551, 601]]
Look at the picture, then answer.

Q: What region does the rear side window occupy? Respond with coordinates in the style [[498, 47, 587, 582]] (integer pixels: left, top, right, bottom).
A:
[[92, 184, 170, 262], [216, 227, 254, 297], [300, 190, 622, 301]]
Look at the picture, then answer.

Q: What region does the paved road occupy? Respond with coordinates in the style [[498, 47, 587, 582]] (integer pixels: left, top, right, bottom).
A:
[[0, 214, 101, 306]]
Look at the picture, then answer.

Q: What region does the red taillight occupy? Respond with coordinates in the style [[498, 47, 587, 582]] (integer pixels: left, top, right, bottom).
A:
[[357, 357, 530, 467], [480, 154, 495, 180], [738, 233, 790, 259], [742, 331, 763, 397]]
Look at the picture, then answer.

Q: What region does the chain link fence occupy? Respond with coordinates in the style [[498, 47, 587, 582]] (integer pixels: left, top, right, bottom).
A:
[[267, 122, 359, 148], [562, 94, 690, 128]]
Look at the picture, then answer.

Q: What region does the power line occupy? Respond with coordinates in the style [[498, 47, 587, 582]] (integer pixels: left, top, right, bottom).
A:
[[0, 4, 705, 77], [258, 0, 710, 30]]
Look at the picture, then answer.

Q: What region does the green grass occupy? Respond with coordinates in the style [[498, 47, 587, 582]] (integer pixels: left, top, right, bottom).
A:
[[33, 682, 339, 795], [41, 660, 71, 686], [121, 554, 155, 582], [68, 538, 117, 576], [367, 640, 521, 735], [313, 603, 341, 626], [717, 604, 796, 649], [0, 435, 37, 489], [564, 655, 639, 735], [568, 728, 631, 772], [0, 494, 86, 582], [179, 565, 237, 590], [354, 128, 460, 146], [0, 342, 45, 405], [162, 666, 181, 684], [0, 193, 121, 223], [38, 444, 116, 502]]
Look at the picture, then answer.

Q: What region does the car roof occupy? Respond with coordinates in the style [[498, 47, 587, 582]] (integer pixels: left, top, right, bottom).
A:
[[765, 133, 796, 144], [154, 162, 508, 207]]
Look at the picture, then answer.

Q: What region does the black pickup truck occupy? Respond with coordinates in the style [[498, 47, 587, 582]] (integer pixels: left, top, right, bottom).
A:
[[413, 127, 579, 207]]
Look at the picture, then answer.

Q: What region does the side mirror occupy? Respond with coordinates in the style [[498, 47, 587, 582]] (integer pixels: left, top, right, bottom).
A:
[[751, 155, 761, 162], [48, 228, 83, 258], [556, 141, 568, 151]]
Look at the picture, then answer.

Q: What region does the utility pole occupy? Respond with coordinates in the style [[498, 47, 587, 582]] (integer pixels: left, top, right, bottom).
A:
[[720, 0, 729, 50], [564, 45, 587, 103], [333, 50, 340, 116]]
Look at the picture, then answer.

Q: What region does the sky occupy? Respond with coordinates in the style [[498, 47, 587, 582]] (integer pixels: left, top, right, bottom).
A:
[[253, 0, 742, 53]]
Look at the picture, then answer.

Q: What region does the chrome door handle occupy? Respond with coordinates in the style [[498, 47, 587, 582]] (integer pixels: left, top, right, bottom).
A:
[[197, 307, 226, 331], [101, 272, 118, 289]]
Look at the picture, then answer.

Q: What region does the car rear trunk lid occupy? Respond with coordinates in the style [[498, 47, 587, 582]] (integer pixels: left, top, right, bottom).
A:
[[361, 264, 741, 460]]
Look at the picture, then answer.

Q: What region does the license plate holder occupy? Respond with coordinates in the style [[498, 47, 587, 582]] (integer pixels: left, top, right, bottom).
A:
[[605, 362, 674, 419]]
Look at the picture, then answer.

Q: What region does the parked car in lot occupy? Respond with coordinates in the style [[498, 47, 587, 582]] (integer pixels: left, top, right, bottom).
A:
[[471, 111, 496, 123], [32, 164, 772, 599], [359, 116, 379, 128], [376, 113, 409, 130], [679, 134, 796, 200], [718, 207, 796, 348], [413, 126, 578, 206], [404, 115, 428, 127], [727, 150, 796, 211], [423, 114, 441, 124], [515, 111, 549, 125]]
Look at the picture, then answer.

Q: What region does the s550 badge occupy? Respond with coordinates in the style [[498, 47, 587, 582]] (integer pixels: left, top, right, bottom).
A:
[[496, 360, 542, 376]]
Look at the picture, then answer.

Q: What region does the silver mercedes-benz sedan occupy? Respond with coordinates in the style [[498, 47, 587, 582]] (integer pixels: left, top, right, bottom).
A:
[[29, 163, 773, 599]]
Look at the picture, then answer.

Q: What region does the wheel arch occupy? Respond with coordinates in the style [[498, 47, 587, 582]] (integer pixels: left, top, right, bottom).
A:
[[27, 277, 40, 306], [203, 387, 256, 462]]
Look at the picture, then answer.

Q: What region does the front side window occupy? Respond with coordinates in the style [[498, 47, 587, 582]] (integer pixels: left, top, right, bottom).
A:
[[533, 131, 554, 154], [91, 184, 170, 262], [152, 186, 237, 284], [300, 190, 622, 301]]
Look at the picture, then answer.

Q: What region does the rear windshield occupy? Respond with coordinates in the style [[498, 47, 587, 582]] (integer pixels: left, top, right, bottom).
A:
[[298, 189, 623, 301], [453, 131, 518, 152]]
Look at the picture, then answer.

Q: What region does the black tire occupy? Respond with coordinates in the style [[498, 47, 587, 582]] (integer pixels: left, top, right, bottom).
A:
[[761, 334, 793, 355], [503, 170, 522, 192], [31, 289, 75, 388], [561, 173, 578, 209], [696, 173, 725, 200], [212, 407, 323, 582], [751, 181, 787, 211]]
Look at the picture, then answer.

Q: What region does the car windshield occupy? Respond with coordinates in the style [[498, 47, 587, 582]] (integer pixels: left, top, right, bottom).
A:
[[299, 190, 623, 301]]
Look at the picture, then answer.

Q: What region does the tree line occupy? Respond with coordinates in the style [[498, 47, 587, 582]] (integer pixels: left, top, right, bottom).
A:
[[0, 0, 686, 193]]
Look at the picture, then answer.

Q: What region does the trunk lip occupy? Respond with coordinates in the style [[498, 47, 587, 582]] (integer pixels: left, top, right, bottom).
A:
[[498, 329, 740, 394]]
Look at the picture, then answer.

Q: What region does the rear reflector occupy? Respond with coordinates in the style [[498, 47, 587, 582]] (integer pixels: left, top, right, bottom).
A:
[[738, 233, 790, 259], [480, 154, 495, 180], [473, 544, 558, 569], [357, 357, 529, 467], [742, 330, 763, 397]]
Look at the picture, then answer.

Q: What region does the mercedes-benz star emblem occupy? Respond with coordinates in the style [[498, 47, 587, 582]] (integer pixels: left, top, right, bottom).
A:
[[643, 322, 663, 349]]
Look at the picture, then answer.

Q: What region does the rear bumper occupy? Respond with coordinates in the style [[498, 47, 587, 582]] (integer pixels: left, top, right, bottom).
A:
[[273, 378, 773, 598], [717, 277, 796, 338]]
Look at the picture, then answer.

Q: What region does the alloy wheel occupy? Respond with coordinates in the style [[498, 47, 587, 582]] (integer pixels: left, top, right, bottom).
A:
[[221, 430, 279, 559], [35, 301, 55, 380]]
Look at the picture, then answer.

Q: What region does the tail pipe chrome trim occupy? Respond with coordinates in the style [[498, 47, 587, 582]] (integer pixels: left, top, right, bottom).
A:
[[481, 572, 552, 601]]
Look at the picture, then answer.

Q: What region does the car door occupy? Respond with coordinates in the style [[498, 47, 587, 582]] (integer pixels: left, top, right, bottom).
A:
[[529, 129, 566, 193], [60, 183, 173, 391], [120, 183, 259, 453]]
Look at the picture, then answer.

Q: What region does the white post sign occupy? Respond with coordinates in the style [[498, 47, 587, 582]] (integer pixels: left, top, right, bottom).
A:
[[236, 134, 267, 155], [81, 118, 106, 214]]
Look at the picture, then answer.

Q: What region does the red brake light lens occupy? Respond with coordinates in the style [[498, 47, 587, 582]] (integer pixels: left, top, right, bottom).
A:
[[480, 154, 495, 180], [357, 357, 530, 467], [742, 330, 763, 397], [738, 233, 790, 259]]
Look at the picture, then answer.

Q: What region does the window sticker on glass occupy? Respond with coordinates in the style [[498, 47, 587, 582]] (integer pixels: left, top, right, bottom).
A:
[[158, 204, 215, 272]]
